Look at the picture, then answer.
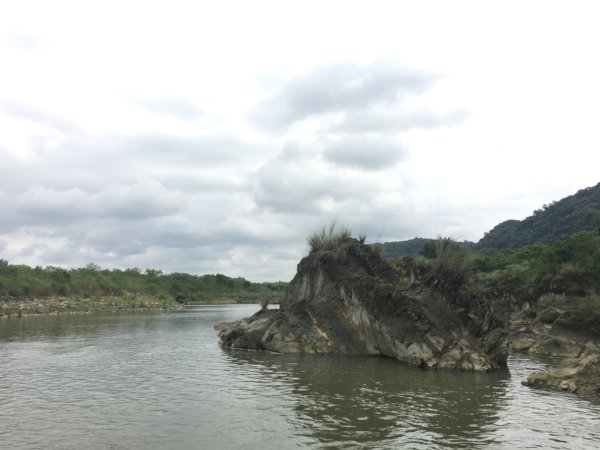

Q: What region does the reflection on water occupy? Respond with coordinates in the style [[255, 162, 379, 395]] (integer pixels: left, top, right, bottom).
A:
[[226, 351, 510, 448], [1, 305, 600, 449]]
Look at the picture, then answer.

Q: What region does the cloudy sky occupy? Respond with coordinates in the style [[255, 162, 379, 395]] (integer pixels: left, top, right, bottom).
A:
[[1, 1, 599, 281]]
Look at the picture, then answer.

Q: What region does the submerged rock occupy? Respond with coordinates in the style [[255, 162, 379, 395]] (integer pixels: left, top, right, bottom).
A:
[[216, 242, 509, 371]]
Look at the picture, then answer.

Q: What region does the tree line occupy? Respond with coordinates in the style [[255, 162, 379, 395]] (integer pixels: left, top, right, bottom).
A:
[[0, 260, 287, 304]]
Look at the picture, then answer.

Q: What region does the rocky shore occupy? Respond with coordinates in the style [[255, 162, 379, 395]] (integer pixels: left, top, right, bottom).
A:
[[0, 294, 183, 318], [216, 241, 510, 371], [510, 306, 600, 394]]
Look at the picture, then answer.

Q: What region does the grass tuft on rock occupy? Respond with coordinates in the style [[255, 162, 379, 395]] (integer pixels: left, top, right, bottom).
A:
[[307, 222, 353, 253]]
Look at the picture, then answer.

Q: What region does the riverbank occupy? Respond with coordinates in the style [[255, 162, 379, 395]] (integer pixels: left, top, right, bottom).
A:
[[0, 294, 183, 318]]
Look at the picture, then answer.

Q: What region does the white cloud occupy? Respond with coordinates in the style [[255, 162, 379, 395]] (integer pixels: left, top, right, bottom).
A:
[[249, 62, 436, 130], [1, 1, 599, 280], [132, 97, 204, 120], [329, 107, 470, 134]]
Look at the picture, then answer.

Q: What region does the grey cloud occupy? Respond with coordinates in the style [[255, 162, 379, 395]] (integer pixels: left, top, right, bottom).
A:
[[95, 239, 147, 257], [21, 215, 301, 279], [275, 141, 311, 162], [16, 218, 210, 265], [253, 161, 344, 214], [7, 181, 185, 230], [215, 217, 297, 248], [0, 131, 265, 203], [16, 243, 45, 258], [148, 229, 210, 249], [127, 133, 269, 166], [0, 99, 80, 133], [90, 181, 187, 220], [10, 188, 90, 227], [329, 108, 470, 134], [80, 220, 208, 256], [322, 137, 407, 171], [134, 97, 203, 120], [249, 62, 436, 130], [35, 243, 91, 267], [161, 174, 250, 193], [252, 143, 389, 214]]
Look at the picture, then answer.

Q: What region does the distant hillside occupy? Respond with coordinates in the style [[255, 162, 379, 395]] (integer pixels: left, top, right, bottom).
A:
[[477, 182, 600, 251], [380, 237, 474, 260]]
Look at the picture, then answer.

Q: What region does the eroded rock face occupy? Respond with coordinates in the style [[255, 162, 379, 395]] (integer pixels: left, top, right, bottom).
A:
[[510, 307, 600, 358], [216, 246, 509, 371], [511, 306, 600, 393]]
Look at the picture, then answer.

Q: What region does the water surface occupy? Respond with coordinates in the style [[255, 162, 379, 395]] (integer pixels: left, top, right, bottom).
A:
[[1, 305, 600, 449]]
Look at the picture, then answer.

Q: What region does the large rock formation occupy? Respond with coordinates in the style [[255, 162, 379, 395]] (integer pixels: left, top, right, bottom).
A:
[[216, 241, 509, 371], [511, 306, 600, 393]]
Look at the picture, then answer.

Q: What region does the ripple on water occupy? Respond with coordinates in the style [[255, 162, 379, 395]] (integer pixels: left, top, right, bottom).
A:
[[2, 306, 600, 449]]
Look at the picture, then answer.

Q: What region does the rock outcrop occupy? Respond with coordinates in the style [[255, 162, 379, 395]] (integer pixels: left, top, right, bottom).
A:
[[511, 306, 600, 393], [522, 352, 600, 394], [216, 242, 509, 371]]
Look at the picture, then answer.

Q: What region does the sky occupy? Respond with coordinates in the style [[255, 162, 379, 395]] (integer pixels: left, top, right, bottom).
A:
[[1, 0, 599, 281]]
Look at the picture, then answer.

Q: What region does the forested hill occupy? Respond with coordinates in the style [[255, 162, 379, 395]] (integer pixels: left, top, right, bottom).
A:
[[477, 182, 600, 251], [380, 238, 434, 259], [380, 237, 474, 260]]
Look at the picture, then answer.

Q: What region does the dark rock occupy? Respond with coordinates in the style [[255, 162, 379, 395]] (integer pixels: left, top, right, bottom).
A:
[[528, 337, 585, 359], [511, 306, 600, 394], [216, 243, 509, 371], [523, 351, 600, 394], [510, 307, 600, 358]]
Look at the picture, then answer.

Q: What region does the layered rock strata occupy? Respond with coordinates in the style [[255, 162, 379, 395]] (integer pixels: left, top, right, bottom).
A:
[[511, 307, 600, 393], [216, 244, 509, 371]]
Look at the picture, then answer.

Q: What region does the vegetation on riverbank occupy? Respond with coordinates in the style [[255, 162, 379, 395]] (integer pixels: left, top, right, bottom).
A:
[[0, 260, 287, 317], [391, 230, 600, 312]]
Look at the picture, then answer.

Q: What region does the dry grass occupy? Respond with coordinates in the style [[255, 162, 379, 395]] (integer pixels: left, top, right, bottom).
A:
[[307, 222, 353, 253]]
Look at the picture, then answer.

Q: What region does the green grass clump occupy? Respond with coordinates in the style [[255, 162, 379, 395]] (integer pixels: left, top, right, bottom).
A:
[[307, 222, 353, 253]]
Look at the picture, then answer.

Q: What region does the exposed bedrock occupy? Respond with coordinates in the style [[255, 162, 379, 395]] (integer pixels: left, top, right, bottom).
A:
[[216, 245, 509, 371], [512, 306, 600, 393], [522, 352, 600, 394]]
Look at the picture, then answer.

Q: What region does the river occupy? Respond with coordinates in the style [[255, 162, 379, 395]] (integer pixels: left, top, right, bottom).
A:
[[1, 304, 600, 449]]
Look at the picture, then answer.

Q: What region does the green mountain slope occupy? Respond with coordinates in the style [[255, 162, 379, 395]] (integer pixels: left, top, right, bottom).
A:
[[380, 237, 434, 259], [380, 237, 474, 260], [477, 182, 600, 251]]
